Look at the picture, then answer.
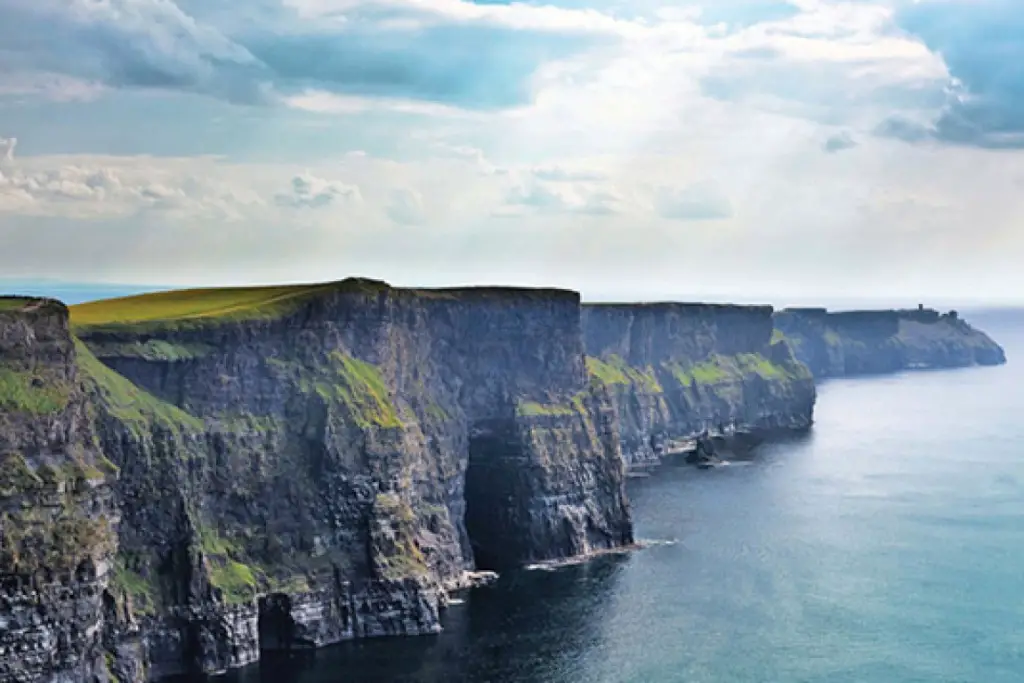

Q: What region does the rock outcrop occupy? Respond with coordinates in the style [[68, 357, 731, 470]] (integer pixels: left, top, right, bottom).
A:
[[582, 304, 817, 467], [1, 281, 634, 681], [774, 306, 1007, 378], [0, 299, 120, 683]]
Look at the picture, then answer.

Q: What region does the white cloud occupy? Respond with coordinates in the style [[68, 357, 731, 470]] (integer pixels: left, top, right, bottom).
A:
[[0, 137, 16, 164], [653, 182, 733, 221], [275, 173, 361, 209], [499, 172, 629, 216], [283, 90, 480, 118], [386, 188, 426, 225], [283, 0, 644, 35]]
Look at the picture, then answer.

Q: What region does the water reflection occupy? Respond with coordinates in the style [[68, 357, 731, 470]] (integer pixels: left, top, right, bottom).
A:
[[223, 556, 627, 683]]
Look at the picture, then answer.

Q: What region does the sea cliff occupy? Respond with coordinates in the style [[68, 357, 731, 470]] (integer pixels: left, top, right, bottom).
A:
[[774, 307, 1006, 378], [2, 281, 633, 682], [582, 304, 817, 466], [1, 283, 1008, 683]]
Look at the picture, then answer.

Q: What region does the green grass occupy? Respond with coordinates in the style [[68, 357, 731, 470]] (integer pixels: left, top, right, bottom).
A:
[[0, 297, 35, 312], [89, 340, 215, 362], [372, 493, 428, 580], [0, 453, 42, 496], [771, 329, 786, 344], [0, 366, 71, 414], [75, 339, 203, 435], [736, 353, 787, 379], [198, 526, 260, 604], [586, 355, 662, 392], [517, 400, 576, 417], [208, 558, 258, 604], [110, 557, 158, 616], [69, 280, 385, 331], [269, 352, 402, 429], [667, 350, 810, 388], [333, 353, 401, 427], [667, 358, 731, 387]]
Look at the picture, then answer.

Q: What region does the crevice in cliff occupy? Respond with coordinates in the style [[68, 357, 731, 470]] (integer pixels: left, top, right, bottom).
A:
[[464, 420, 524, 571]]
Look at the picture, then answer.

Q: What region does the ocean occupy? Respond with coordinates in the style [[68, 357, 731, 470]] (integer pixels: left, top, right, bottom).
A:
[[184, 311, 1024, 682]]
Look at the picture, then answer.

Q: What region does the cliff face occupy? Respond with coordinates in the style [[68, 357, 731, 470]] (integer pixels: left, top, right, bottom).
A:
[[774, 307, 1007, 378], [0, 300, 120, 683], [11, 284, 1004, 683], [582, 304, 817, 466], [1, 281, 633, 681]]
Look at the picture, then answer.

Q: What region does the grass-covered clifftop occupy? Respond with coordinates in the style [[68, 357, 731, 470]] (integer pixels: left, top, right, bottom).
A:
[[70, 281, 358, 330], [774, 307, 1007, 378]]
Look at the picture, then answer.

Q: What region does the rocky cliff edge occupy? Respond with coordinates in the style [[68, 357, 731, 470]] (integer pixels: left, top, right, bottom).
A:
[[774, 306, 1007, 378]]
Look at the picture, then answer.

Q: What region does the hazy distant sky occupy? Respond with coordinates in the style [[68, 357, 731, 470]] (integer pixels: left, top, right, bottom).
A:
[[1, 0, 1023, 304]]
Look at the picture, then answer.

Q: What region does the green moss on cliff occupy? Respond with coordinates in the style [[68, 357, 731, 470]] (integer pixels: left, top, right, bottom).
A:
[[372, 493, 428, 580], [2, 508, 116, 573], [0, 366, 71, 414], [332, 353, 401, 428], [89, 340, 215, 362], [586, 355, 662, 392], [517, 400, 576, 417], [198, 526, 261, 604], [0, 453, 42, 496], [110, 557, 158, 616], [208, 559, 258, 604], [665, 352, 802, 388], [269, 352, 402, 429], [75, 340, 203, 435]]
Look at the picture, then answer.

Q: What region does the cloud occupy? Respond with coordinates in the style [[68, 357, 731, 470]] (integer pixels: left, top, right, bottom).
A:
[[0, 149, 266, 220], [0, 137, 16, 163], [274, 173, 361, 209], [531, 166, 608, 182], [386, 188, 426, 225], [0, 0, 622, 111], [894, 0, 1024, 148], [499, 173, 627, 216], [0, 0, 268, 103], [823, 131, 857, 153], [653, 183, 732, 221], [875, 116, 934, 144]]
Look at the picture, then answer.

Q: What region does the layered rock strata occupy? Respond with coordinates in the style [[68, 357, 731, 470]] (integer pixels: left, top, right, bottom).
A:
[[3, 283, 1008, 683], [774, 307, 1006, 378], [2, 281, 634, 681], [582, 304, 817, 466]]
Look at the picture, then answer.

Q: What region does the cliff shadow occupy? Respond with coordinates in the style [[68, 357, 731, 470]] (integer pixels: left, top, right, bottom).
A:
[[463, 419, 526, 571]]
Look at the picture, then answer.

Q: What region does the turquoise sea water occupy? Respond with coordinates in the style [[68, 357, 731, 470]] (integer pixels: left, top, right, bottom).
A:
[[227, 313, 1024, 683]]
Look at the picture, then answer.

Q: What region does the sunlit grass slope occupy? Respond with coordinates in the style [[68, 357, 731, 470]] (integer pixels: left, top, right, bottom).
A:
[[69, 280, 377, 330]]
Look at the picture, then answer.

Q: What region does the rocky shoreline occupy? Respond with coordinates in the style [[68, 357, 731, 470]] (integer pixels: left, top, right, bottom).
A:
[[0, 283, 1006, 682]]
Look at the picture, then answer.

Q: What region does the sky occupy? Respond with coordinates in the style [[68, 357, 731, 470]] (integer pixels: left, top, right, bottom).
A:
[[1, 0, 1023, 306]]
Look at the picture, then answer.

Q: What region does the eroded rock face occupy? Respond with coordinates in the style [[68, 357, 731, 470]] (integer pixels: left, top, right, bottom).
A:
[[582, 303, 817, 466], [0, 300, 121, 683], [2, 281, 634, 680], [11, 286, 1002, 682], [774, 307, 1007, 378]]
